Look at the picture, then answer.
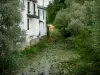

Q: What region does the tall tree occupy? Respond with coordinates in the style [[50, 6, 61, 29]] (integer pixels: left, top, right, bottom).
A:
[[0, 0, 25, 74], [52, 0, 100, 74], [47, 0, 66, 24]]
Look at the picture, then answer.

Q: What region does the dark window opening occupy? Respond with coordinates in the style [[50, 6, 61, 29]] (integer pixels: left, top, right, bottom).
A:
[[43, 10, 44, 19], [27, 19, 29, 30], [34, 4, 36, 14], [28, 2, 30, 13], [38, 9, 40, 17]]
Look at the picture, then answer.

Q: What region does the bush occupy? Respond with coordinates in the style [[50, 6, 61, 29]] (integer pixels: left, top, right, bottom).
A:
[[0, 51, 24, 75], [21, 39, 48, 57], [50, 29, 61, 42], [0, 0, 26, 74]]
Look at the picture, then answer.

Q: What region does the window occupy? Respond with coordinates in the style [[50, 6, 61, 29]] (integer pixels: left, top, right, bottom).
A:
[[23, 0, 24, 4], [43, 10, 44, 19], [38, 9, 40, 17], [34, 4, 36, 14], [27, 2, 30, 13], [27, 19, 29, 30]]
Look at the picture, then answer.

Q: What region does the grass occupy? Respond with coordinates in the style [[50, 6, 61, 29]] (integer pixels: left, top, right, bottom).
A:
[[7, 37, 63, 74], [4, 39, 50, 75], [20, 39, 49, 58]]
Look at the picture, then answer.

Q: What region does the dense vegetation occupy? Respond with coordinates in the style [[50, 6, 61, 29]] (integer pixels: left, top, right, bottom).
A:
[[47, 0, 100, 75], [0, 0, 100, 75], [0, 0, 26, 74], [46, 0, 66, 24]]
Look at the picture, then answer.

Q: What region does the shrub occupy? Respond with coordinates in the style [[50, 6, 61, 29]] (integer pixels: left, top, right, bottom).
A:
[[50, 29, 61, 42], [0, 0, 26, 74], [21, 39, 48, 57]]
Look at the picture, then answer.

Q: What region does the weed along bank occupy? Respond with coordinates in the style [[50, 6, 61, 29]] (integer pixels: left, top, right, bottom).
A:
[[20, 0, 47, 49]]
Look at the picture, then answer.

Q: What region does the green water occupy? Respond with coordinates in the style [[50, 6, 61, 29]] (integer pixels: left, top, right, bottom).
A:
[[17, 43, 79, 75]]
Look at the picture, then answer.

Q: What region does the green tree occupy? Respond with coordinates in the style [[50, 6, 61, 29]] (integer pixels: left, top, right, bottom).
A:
[[52, 0, 100, 74], [0, 0, 25, 74], [54, 1, 92, 36], [47, 0, 66, 24]]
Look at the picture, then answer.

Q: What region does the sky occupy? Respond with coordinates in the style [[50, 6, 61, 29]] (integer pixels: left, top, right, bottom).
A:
[[38, 0, 52, 7]]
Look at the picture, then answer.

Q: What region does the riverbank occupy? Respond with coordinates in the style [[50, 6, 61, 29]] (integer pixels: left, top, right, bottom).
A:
[[16, 41, 79, 75]]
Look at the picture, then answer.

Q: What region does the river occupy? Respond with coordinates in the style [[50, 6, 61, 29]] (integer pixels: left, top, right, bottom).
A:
[[16, 42, 79, 75]]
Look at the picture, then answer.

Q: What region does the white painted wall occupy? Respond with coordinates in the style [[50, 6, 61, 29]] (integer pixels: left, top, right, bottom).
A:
[[38, 0, 52, 7], [20, 0, 40, 47], [38, 6, 47, 37], [19, 0, 49, 48]]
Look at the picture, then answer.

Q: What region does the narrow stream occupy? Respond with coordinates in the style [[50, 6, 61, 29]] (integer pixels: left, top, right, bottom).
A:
[[16, 43, 79, 75]]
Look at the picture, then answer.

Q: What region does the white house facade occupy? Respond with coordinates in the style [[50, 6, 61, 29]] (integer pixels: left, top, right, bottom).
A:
[[38, 5, 47, 37], [20, 0, 47, 48]]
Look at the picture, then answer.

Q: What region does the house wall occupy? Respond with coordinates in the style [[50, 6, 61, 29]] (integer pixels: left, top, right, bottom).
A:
[[20, 0, 40, 49], [20, 0, 48, 49], [38, 7, 47, 37]]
